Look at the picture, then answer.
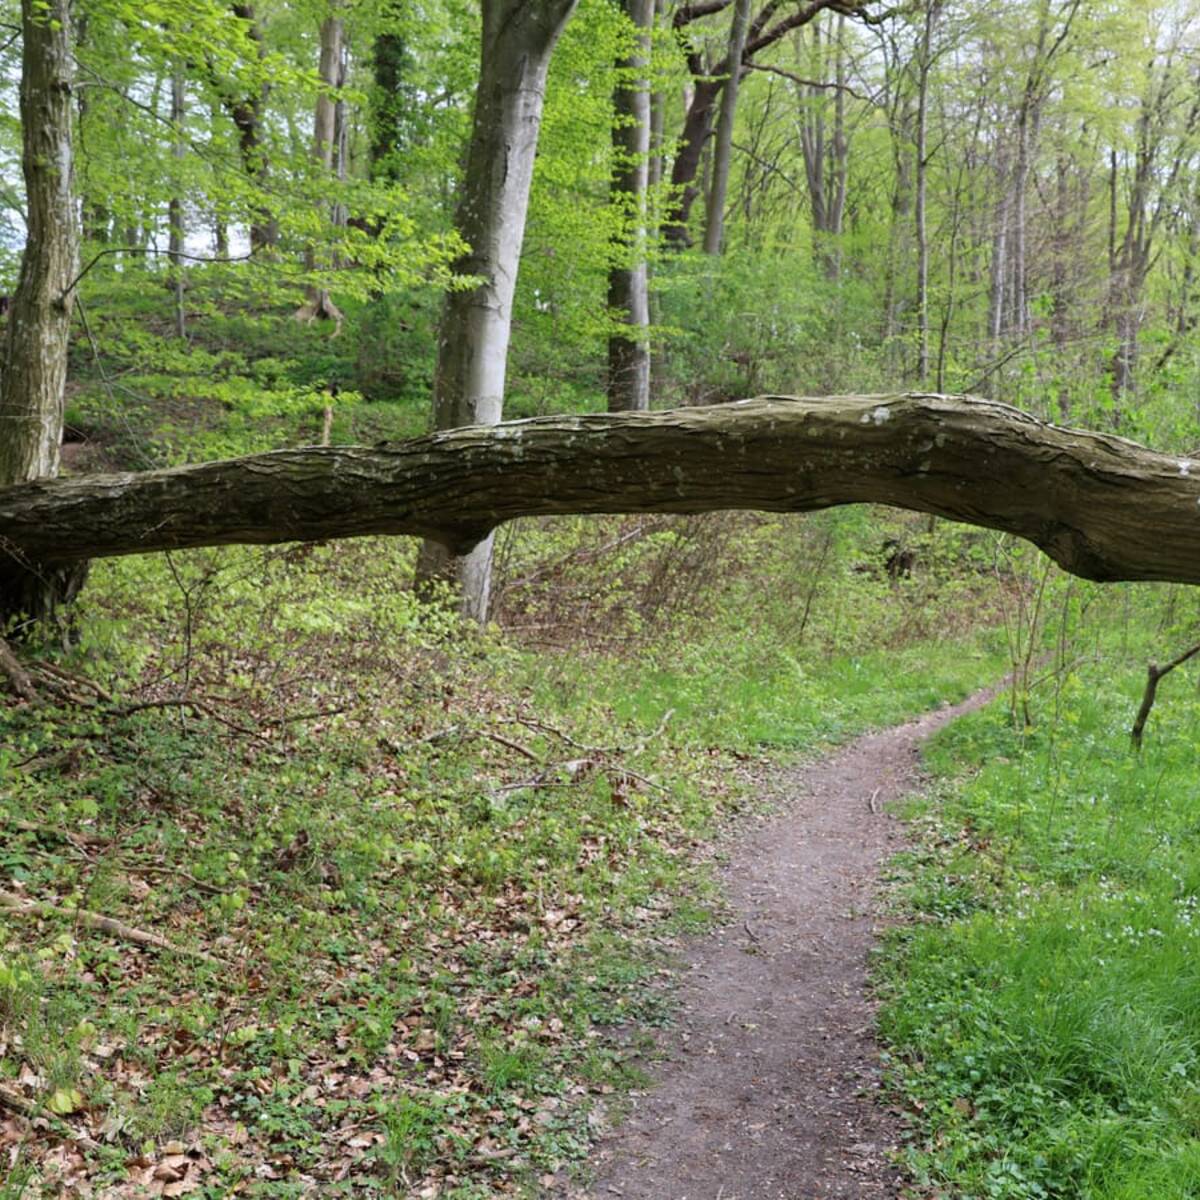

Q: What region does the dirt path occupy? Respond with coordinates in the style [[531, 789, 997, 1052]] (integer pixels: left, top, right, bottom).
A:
[[577, 688, 998, 1200]]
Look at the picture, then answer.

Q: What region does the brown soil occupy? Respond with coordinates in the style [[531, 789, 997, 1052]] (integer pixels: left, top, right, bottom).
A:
[[576, 687, 998, 1200]]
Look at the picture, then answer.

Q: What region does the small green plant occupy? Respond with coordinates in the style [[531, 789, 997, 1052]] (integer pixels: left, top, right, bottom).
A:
[[479, 1036, 545, 1093], [0, 956, 35, 1023], [375, 1093, 454, 1180]]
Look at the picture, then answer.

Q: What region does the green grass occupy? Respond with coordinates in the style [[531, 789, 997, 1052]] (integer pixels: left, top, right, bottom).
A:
[[879, 585, 1200, 1199], [0, 507, 1007, 1197]]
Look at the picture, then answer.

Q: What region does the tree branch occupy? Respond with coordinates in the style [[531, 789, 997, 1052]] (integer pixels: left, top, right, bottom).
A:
[[3, 395, 1200, 585], [745, 61, 876, 103]]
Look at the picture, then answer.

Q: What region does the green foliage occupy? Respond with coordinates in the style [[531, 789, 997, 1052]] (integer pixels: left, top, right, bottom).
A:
[[0, 496, 1003, 1194], [879, 585, 1200, 1199]]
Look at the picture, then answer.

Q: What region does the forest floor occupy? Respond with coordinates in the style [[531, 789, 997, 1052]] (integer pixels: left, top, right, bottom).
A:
[[574, 684, 1001, 1200]]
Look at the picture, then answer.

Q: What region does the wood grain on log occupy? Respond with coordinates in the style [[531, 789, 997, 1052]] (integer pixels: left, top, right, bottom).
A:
[[2, 394, 1199, 585]]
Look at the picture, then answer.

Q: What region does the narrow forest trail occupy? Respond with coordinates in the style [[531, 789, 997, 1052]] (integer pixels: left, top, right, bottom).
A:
[[574, 686, 1000, 1200]]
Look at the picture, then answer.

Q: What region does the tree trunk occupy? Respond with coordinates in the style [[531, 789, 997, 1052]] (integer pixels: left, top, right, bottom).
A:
[[702, 0, 751, 255], [662, 78, 721, 247], [7, 396, 1200, 589], [228, 4, 276, 254], [370, 11, 409, 183], [914, 1, 937, 384], [797, 17, 847, 279], [295, 10, 346, 327], [168, 70, 187, 339], [987, 149, 1010, 353], [881, 74, 913, 341], [0, 0, 87, 631], [664, 0, 844, 247], [826, 15, 848, 278], [212, 99, 230, 255], [414, 0, 579, 624], [648, 0, 666, 192], [607, 0, 653, 412], [227, 5, 272, 250]]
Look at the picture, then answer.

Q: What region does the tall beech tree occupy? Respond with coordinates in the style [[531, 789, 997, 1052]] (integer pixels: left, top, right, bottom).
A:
[[0, 0, 85, 629], [414, 0, 579, 624]]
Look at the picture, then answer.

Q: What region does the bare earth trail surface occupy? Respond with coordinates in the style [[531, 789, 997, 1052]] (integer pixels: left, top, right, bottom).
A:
[[577, 687, 999, 1200]]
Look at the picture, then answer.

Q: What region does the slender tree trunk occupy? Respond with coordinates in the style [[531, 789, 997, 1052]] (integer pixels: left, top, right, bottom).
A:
[[229, 4, 276, 253], [797, 18, 847, 279], [914, 1, 937, 384], [211, 99, 230, 255], [882, 83, 913, 341], [703, 0, 751, 255], [648, 0, 666, 192], [987, 148, 1010, 353], [169, 70, 187, 339], [75, 17, 108, 247], [413, 0, 579, 624], [936, 159, 966, 393], [662, 78, 721, 246], [607, 0, 653, 412], [0, 0, 87, 629], [664, 0, 838, 246], [295, 11, 345, 326], [799, 27, 827, 250], [370, 8, 408, 183], [826, 15, 848, 279]]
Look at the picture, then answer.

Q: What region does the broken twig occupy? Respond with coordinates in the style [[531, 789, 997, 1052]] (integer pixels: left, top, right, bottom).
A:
[[0, 889, 223, 965]]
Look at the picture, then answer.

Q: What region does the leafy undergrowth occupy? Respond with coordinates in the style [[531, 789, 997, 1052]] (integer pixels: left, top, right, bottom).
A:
[[878, 585, 1200, 1200], [2, 514, 1005, 1198]]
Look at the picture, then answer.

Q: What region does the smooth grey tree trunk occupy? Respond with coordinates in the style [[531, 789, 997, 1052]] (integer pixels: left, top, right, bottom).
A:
[[7, 396, 1200, 588], [703, 0, 751, 255], [414, 0, 578, 624], [0, 0, 87, 629], [607, 0, 653, 413]]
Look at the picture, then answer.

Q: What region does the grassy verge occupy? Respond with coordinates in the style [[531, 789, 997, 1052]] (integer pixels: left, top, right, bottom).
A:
[[878, 583, 1200, 1200], [2, 515, 1004, 1198]]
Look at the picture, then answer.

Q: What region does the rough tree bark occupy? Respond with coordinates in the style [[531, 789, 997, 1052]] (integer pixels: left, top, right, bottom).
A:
[[413, 0, 578, 624], [6, 395, 1200, 589], [608, 0, 654, 413], [0, 0, 87, 630]]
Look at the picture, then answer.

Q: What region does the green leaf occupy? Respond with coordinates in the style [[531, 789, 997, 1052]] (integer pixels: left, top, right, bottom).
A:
[[46, 1086, 84, 1115]]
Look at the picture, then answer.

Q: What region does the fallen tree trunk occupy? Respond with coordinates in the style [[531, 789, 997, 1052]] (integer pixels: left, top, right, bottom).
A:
[[3, 393, 1200, 585]]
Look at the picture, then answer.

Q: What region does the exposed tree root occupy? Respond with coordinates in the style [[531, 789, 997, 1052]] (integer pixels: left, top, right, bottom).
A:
[[0, 634, 37, 701]]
